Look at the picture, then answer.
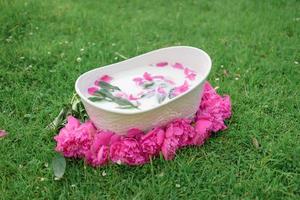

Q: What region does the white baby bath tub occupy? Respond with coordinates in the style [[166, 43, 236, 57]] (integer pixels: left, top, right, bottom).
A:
[[75, 46, 212, 134]]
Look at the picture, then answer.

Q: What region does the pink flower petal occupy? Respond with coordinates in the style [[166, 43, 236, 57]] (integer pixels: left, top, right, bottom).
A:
[[110, 138, 147, 165], [115, 92, 128, 99], [94, 80, 100, 86], [196, 82, 232, 132], [165, 79, 175, 85], [0, 130, 8, 138], [193, 118, 212, 145], [88, 87, 98, 95], [172, 81, 189, 97], [84, 130, 114, 166], [140, 128, 165, 157], [184, 67, 197, 81], [133, 77, 144, 85], [186, 73, 196, 81], [143, 72, 153, 81], [93, 130, 115, 146], [172, 62, 184, 69], [152, 75, 165, 79], [161, 137, 178, 160], [127, 128, 144, 139], [184, 67, 196, 76], [156, 62, 168, 67], [54, 117, 96, 158], [157, 87, 166, 94], [100, 75, 113, 83], [65, 116, 81, 130], [129, 94, 139, 100]]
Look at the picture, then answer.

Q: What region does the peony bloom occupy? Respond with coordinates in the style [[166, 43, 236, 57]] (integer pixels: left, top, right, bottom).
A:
[[85, 130, 118, 167], [140, 128, 165, 157], [161, 137, 178, 160], [126, 128, 144, 140], [168, 119, 196, 147], [193, 117, 212, 145], [197, 82, 231, 132], [53, 81, 232, 166], [110, 137, 146, 165], [54, 116, 96, 158], [161, 119, 196, 160]]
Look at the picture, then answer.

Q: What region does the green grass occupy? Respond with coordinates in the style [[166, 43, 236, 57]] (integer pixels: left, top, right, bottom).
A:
[[0, 0, 300, 199]]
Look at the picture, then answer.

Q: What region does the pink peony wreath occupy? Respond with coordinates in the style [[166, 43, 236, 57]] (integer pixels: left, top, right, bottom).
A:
[[54, 82, 231, 166]]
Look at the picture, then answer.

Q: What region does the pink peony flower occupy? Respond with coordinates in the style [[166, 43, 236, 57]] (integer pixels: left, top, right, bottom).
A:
[[143, 72, 153, 81], [161, 137, 178, 160], [172, 62, 184, 69], [193, 117, 212, 145], [161, 119, 196, 160], [169, 119, 196, 147], [53, 81, 232, 167], [110, 137, 146, 165], [85, 130, 117, 166], [197, 82, 231, 132], [0, 130, 8, 138], [156, 62, 168, 67], [140, 128, 165, 157], [126, 128, 144, 140], [54, 116, 96, 158], [88, 87, 98, 95]]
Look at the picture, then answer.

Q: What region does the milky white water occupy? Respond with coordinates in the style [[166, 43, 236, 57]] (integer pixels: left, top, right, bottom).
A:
[[87, 63, 199, 112]]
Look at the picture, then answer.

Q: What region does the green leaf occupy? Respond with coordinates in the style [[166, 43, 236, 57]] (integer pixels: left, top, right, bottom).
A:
[[52, 154, 66, 180], [114, 97, 138, 108], [98, 81, 121, 91], [94, 88, 138, 109], [117, 105, 138, 109], [71, 98, 81, 113], [141, 90, 155, 98], [98, 88, 115, 100], [88, 96, 104, 102], [46, 106, 71, 130], [168, 88, 176, 99], [143, 82, 154, 89], [157, 93, 167, 104]]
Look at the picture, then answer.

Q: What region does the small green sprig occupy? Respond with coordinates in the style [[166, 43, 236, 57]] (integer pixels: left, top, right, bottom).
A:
[[89, 82, 139, 109]]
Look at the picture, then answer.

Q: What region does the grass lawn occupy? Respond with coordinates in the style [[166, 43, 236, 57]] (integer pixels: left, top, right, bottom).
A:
[[1, 0, 300, 199]]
